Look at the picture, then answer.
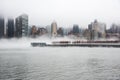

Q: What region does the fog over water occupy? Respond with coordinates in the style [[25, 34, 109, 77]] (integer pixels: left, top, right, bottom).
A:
[[0, 37, 75, 49]]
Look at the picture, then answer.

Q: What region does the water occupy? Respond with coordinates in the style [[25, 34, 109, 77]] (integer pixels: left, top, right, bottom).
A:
[[0, 47, 120, 80]]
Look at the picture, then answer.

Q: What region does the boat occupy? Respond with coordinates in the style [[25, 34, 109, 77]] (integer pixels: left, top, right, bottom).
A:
[[31, 42, 47, 47], [31, 40, 120, 47]]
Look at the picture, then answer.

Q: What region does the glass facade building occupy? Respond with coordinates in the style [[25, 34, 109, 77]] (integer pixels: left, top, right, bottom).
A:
[[15, 14, 28, 37], [7, 19, 14, 38], [0, 17, 4, 38]]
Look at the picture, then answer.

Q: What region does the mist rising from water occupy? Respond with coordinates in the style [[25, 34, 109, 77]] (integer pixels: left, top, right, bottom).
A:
[[0, 36, 119, 49], [0, 36, 75, 49]]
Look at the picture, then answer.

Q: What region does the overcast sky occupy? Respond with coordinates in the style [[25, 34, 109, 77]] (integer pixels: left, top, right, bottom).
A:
[[0, 0, 120, 28]]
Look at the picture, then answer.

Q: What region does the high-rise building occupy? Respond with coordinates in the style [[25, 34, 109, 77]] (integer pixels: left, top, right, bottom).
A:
[[15, 14, 28, 37], [7, 19, 14, 38], [106, 24, 120, 38], [15, 17, 21, 37], [51, 21, 57, 37], [66, 28, 73, 35], [63, 28, 68, 36], [46, 25, 51, 37], [88, 20, 106, 40], [83, 29, 91, 40], [0, 17, 4, 38], [31, 25, 37, 37], [37, 27, 47, 36], [57, 27, 64, 37], [28, 26, 32, 37], [73, 24, 80, 36], [109, 24, 120, 33]]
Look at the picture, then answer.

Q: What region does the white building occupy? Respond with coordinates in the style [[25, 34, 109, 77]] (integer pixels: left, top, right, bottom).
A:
[[51, 21, 57, 37], [88, 20, 106, 40]]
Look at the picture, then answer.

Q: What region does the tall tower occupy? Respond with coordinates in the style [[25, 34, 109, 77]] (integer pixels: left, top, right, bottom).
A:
[[0, 17, 4, 38], [7, 19, 14, 38], [15, 14, 28, 37], [88, 20, 106, 40], [73, 24, 79, 35], [51, 21, 57, 37]]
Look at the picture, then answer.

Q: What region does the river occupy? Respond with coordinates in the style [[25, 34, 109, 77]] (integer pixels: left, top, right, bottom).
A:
[[0, 47, 120, 80]]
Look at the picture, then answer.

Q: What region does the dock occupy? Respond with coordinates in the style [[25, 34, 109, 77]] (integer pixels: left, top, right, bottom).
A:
[[31, 41, 120, 47]]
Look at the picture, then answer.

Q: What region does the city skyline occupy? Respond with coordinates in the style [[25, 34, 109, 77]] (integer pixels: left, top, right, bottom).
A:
[[0, 0, 120, 28], [0, 14, 120, 40]]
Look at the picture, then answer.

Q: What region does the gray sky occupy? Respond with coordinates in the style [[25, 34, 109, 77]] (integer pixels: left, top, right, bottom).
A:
[[0, 0, 120, 28]]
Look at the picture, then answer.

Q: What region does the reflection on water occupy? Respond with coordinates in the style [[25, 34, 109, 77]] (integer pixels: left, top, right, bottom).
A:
[[0, 47, 120, 80]]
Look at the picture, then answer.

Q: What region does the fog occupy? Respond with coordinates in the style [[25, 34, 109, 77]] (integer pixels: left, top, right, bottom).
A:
[[0, 37, 47, 49], [0, 0, 120, 27], [0, 36, 119, 49], [0, 37, 75, 49]]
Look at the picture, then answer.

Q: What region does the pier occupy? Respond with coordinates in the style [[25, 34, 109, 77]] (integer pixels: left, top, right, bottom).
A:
[[31, 41, 120, 48]]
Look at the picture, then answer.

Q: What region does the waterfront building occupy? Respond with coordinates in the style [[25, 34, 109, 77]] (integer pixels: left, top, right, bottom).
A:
[[63, 28, 68, 36], [46, 25, 51, 37], [51, 21, 57, 37], [88, 20, 106, 40], [57, 27, 64, 37], [28, 26, 32, 37], [7, 19, 14, 38], [31, 25, 37, 37], [106, 24, 120, 38], [37, 27, 47, 36], [109, 24, 120, 33], [0, 17, 4, 38], [15, 14, 28, 37], [73, 24, 79, 35], [83, 29, 91, 40], [73, 24, 80, 36]]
